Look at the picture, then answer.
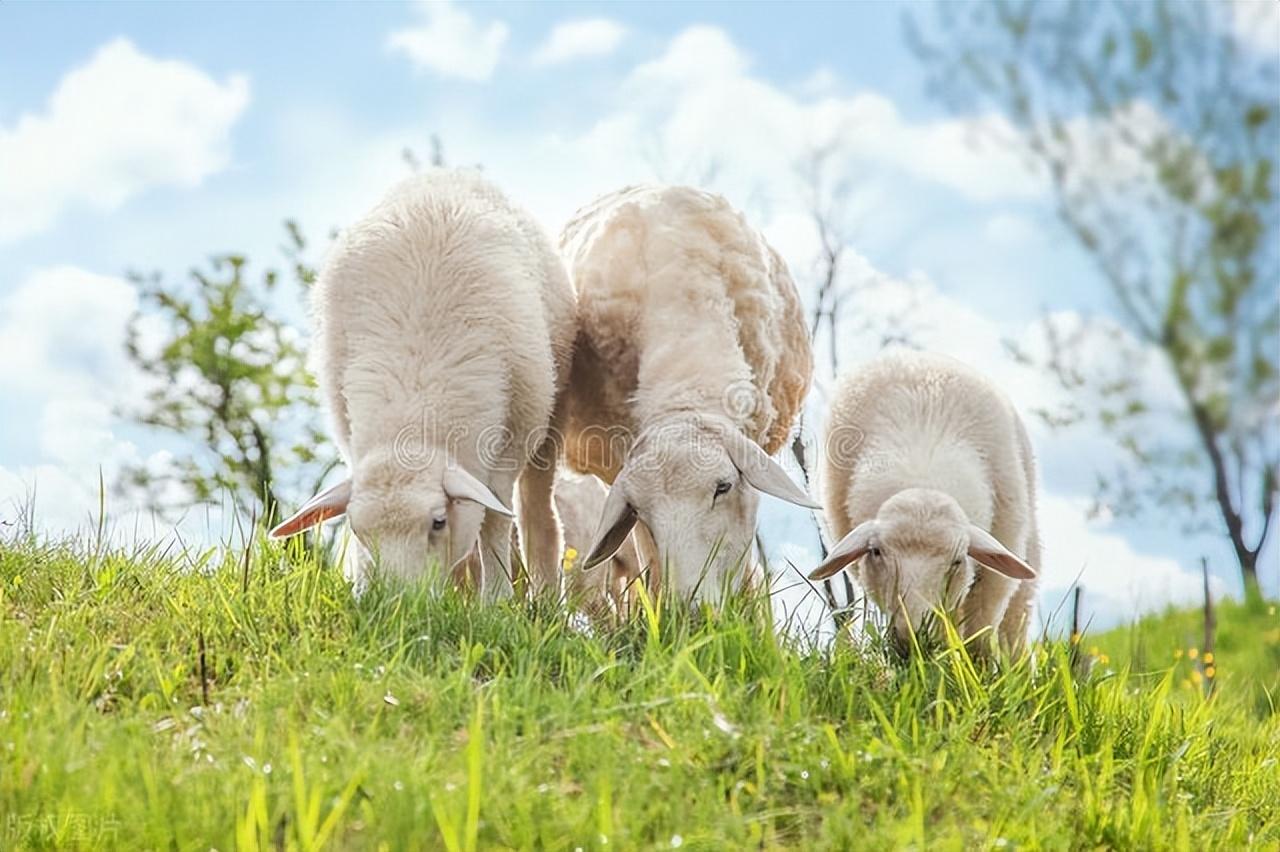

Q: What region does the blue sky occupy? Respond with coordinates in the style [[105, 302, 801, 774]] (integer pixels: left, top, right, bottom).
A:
[[1, 1, 1275, 631]]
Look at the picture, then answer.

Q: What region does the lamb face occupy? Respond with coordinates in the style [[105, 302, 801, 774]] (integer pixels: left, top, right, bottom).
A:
[[271, 449, 513, 590], [810, 488, 1034, 649], [852, 489, 975, 647], [344, 465, 486, 587], [585, 416, 817, 601]]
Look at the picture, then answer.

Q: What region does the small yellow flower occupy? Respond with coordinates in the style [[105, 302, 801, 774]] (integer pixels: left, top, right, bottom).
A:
[[1205, 665, 1216, 679], [1089, 645, 1100, 657], [1099, 654, 1110, 666], [1202, 651, 1214, 665], [1173, 649, 1183, 660], [1187, 647, 1198, 660], [562, 547, 579, 573], [1190, 669, 1203, 684]]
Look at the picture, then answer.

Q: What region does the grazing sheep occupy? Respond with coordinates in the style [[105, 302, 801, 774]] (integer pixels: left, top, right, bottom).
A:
[[270, 170, 576, 598], [561, 185, 817, 603], [555, 470, 642, 617], [808, 350, 1040, 653]]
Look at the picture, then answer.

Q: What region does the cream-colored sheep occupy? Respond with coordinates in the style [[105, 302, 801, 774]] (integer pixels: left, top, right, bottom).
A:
[[270, 170, 576, 598], [561, 185, 816, 603], [809, 350, 1040, 653]]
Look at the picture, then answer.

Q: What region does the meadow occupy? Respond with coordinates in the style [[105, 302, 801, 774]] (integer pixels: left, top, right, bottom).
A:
[[1, 531, 1277, 850]]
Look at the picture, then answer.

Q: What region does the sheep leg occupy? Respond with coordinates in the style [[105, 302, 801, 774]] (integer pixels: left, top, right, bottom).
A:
[[478, 500, 515, 602], [517, 435, 564, 599], [998, 525, 1040, 654]]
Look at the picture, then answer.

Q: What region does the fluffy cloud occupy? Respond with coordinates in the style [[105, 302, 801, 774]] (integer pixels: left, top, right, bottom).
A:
[[0, 39, 249, 244], [568, 25, 1042, 205], [387, 0, 509, 81], [532, 19, 626, 67], [0, 267, 153, 540], [1229, 0, 1280, 56], [1036, 493, 1227, 631], [0, 266, 139, 397]]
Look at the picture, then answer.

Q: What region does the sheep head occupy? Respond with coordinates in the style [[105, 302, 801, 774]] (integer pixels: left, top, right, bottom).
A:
[[584, 415, 817, 603], [270, 448, 511, 587], [809, 487, 1034, 647]]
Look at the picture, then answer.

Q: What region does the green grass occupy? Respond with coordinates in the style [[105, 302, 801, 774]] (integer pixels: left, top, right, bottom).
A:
[[1, 531, 1277, 850]]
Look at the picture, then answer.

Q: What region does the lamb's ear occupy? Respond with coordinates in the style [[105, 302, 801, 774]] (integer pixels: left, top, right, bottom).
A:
[[808, 520, 876, 580], [726, 431, 821, 509], [967, 526, 1036, 580], [269, 479, 352, 539], [583, 481, 637, 571], [443, 466, 514, 517]]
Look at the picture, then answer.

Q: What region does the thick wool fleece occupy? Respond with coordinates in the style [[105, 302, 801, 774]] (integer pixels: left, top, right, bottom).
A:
[[822, 349, 1042, 646]]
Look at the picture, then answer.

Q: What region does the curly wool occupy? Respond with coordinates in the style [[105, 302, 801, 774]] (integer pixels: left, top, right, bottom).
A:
[[559, 184, 811, 476]]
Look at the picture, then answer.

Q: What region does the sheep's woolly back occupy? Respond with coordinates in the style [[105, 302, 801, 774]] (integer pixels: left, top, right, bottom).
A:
[[312, 170, 575, 468], [822, 349, 1036, 551], [560, 185, 811, 463]]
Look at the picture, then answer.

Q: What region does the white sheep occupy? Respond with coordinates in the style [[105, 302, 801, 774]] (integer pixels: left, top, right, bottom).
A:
[[808, 350, 1040, 653], [269, 170, 576, 598], [561, 185, 817, 602]]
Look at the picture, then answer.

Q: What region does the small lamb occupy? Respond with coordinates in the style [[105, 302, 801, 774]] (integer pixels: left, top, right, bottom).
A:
[[270, 170, 576, 598], [809, 350, 1040, 653], [554, 470, 642, 618], [560, 185, 817, 602]]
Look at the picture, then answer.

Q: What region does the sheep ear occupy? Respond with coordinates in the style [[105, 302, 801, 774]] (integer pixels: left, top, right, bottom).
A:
[[583, 481, 637, 571], [269, 478, 352, 539], [726, 431, 820, 509], [967, 525, 1036, 580], [443, 466, 514, 517], [808, 520, 876, 580]]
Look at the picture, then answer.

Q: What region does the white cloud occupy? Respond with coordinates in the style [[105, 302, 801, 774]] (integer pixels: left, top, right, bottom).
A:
[[563, 25, 1042, 205], [1229, 0, 1280, 57], [532, 19, 626, 67], [0, 267, 236, 544], [1037, 493, 1227, 631], [0, 266, 139, 397], [0, 267, 154, 540], [0, 38, 249, 244], [387, 0, 509, 81]]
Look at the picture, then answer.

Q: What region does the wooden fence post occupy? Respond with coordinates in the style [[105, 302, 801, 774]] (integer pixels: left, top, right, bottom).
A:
[[1201, 557, 1216, 697]]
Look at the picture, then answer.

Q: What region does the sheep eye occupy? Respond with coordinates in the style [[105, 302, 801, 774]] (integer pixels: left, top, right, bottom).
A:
[[713, 480, 733, 499], [431, 516, 447, 532], [869, 546, 882, 559]]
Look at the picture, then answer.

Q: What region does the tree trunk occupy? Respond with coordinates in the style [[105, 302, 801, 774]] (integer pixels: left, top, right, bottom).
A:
[[1240, 550, 1262, 607]]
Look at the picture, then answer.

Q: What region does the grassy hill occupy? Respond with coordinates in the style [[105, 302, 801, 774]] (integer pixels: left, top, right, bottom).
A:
[[1, 533, 1277, 850]]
